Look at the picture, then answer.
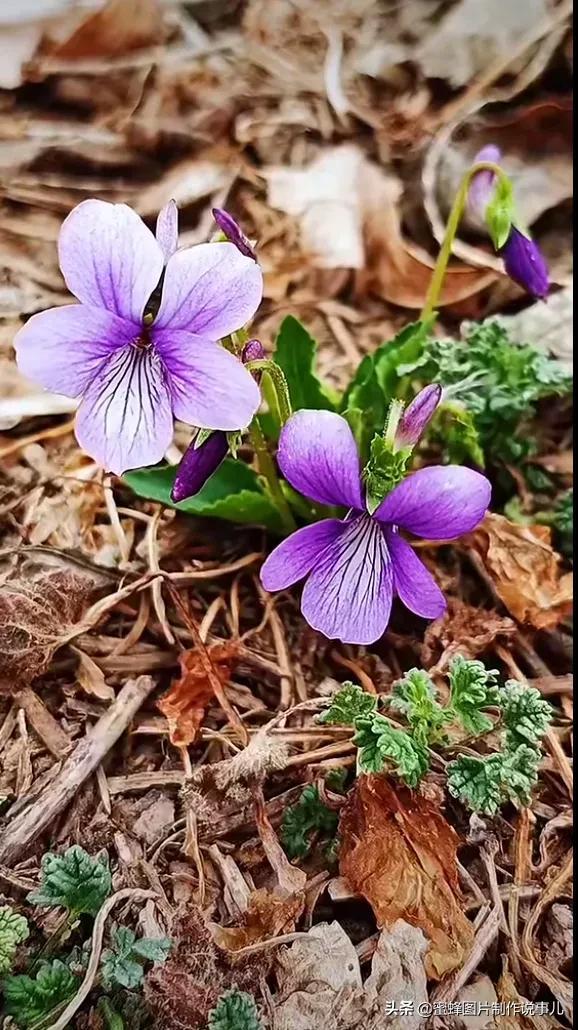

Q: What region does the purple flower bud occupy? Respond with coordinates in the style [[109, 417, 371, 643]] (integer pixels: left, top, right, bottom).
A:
[[212, 208, 256, 261], [395, 384, 442, 451], [155, 200, 179, 263], [467, 144, 502, 220], [241, 338, 266, 364], [500, 226, 549, 300], [171, 431, 229, 503]]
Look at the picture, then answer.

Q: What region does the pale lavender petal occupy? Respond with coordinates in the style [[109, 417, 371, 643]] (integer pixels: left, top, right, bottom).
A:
[[155, 200, 179, 263], [375, 465, 491, 539], [395, 384, 442, 450], [301, 514, 393, 645], [260, 519, 344, 591], [75, 345, 173, 474], [468, 144, 502, 219], [277, 410, 364, 510], [385, 528, 446, 619], [154, 241, 263, 337], [58, 200, 164, 323], [153, 327, 260, 431], [14, 303, 135, 398]]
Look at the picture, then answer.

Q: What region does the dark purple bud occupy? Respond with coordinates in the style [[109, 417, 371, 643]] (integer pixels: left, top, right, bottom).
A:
[[500, 226, 549, 300], [395, 384, 442, 450], [212, 208, 256, 260], [467, 144, 502, 220], [155, 200, 179, 263], [171, 431, 229, 503], [241, 338, 266, 364]]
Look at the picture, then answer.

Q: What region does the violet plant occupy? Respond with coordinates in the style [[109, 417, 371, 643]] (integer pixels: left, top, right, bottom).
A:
[[13, 158, 562, 646]]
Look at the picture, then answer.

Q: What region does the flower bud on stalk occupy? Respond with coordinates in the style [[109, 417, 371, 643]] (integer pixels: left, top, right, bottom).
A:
[[394, 384, 442, 451], [212, 208, 257, 261]]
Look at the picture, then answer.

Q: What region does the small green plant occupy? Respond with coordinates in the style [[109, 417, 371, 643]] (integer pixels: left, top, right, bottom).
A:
[[318, 660, 552, 815], [100, 924, 171, 990], [27, 845, 112, 917], [280, 783, 340, 860], [2, 959, 79, 1028], [207, 988, 264, 1030], [0, 905, 29, 974]]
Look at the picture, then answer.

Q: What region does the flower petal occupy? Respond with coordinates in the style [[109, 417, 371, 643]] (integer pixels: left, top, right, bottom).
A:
[[171, 431, 228, 503], [14, 303, 135, 398], [58, 200, 164, 322], [155, 200, 179, 263], [385, 528, 446, 619], [260, 519, 344, 591], [75, 345, 173, 474], [301, 514, 393, 645], [154, 241, 263, 337], [277, 410, 364, 510], [375, 465, 491, 539], [153, 328, 260, 431]]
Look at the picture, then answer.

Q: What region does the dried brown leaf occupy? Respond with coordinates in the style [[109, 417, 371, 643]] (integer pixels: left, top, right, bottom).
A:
[[210, 887, 304, 953], [339, 775, 474, 979], [467, 514, 573, 629], [44, 0, 162, 60], [422, 598, 516, 670], [72, 646, 115, 701], [0, 566, 107, 693], [157, 642, 239, 747]]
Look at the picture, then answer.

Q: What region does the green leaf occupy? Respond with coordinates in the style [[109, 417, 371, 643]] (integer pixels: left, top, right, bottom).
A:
[[273, 316, 336, 412], [430, 401, 485, 467], [500, 681, 552, 750], [208, 989, 264, 1030], [280, 784, 339, 860], [353, 715, 430, 786], [317, 682, 377, 726], [500, 744, 541, 807], [447, 754, 505, 815], [485, 176, 515, 249], [101, 924, 171, 990], [372, 320, 435, 398], [341, 356, 387, 460], [2, 959, 79, 1028], [448, 656, 500, 736], [0, 905, 29, 974], [390, 668, 451, 747], [27, 845, 111, 916], [124, 459, 285, 533]]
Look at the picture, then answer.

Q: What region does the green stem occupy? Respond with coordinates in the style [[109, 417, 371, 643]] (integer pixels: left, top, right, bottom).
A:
[[420, 161, 510, 323], [31, 909, 78, 971], [249, 419, 296, 533], [246, 359, 292, 425]]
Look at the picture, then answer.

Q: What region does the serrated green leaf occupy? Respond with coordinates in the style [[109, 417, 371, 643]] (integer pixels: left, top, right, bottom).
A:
[[485, 177, 515, 250], [208, 989, 264, 1030], [0, 905, 29, 974], [500, 744, 541, 807], [101, 924, 172, 990], [273, 316, 336, 412], [124, 459, 285, 533], [341, 358, 387, 460], [317, 682, 377, 726], [448, 656, 500, 736], [447, 754, 505, 815], [500, 681, 552, 750], [390, 668, 451, 747], [2, 959, 79, 1028], [373, 320, 435, 398], [280, 784, 339, 860], [131, 936, 172, 963], [354, 715, 430, 785], [28, 845, 111, 916]]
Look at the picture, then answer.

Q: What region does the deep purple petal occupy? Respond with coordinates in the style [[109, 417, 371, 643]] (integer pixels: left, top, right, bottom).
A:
[[75, 345, 173, 474], [153, 328, 260, 431], [468, 144, 502, 219], [241, 338, 266, 363], [500, 227, 549, 300], [58, 200, 164, 322], [375, 465, 491, 539], [277, 410, 364, 510], [14, 303, 135, 398], [395, 384, 442, 450], [155, 200, 179, 263], [154, 242, 263, 337], [171, 431, 228, 502], [301, 514, 393, 645], [260, 519, 345, 591], [212, 208, 256, 260], [386, 528, 446, 619]]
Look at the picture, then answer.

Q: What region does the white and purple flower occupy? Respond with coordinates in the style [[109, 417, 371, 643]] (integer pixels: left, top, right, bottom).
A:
[[261, 410, 491, 645], [14, 200, 263, 474]]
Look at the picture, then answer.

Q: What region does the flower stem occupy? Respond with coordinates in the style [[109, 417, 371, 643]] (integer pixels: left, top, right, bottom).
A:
[[249, 418, 296, 533], [420, 161, 510, 323], [246, 359, 292, 425]]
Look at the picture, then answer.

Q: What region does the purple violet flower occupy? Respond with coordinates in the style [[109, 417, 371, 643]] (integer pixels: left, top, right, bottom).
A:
[[14, 200, 263, 474], [241, 338, 266, 363], [394, 384, 442, 451], [500, 226, 550, 300], [212, 208, 257, 261], [260, 410, 491, 645]]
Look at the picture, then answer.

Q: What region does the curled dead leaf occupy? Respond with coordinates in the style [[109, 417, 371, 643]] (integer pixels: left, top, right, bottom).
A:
[[422, 598, 516, 670], [339, 775, 474, 979], [210, 887, 304, 953], [466, 514, 573, 630], [157, 642, 239, 747]]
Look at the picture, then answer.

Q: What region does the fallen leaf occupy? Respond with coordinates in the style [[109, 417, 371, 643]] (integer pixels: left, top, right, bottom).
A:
[[43, 0, 162, 60], [157, 642, 239, 747], [0, 565, 108, 693], [496, 960, 560, 1030], [72, 646, 115, 701], [542, 903, 573, 979], [132, 795, 175, 846], [265, 144, 496, 309], [0, 0, 97, 89], [210, 887, 304, 953], [422, 598, 516, 670], [494, 283, 573, 372], [448, 975, 498, 1030], [362, 920, 429, 1030], [466, 514, 573, 629], [339, 774, 474, 979]]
